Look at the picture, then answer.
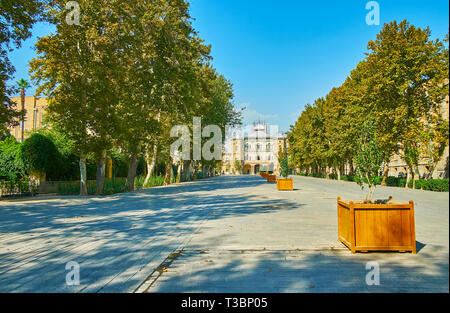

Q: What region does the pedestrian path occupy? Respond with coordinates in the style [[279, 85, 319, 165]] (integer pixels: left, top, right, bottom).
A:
[[0, 175, 448, 292]]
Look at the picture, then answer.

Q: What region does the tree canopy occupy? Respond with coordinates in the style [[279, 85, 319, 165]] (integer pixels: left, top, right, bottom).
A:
[[288, 20, 449, 187]]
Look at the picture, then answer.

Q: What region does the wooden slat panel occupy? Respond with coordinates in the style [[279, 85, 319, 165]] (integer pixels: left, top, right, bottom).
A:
[[355, 210, 366, 247], [387, 209, 402, 246], [367, 209, 377, 247], [339, 199, 415, 253], [401, 209, 411, 247], [379, 209, 389, 246]]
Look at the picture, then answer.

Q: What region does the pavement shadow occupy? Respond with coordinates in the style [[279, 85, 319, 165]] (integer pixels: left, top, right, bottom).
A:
[[148, 245, 449, 293], [0, 175, 301, 292]]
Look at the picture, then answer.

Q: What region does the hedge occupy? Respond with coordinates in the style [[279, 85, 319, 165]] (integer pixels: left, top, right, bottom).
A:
[[296, 173, 448, 192]]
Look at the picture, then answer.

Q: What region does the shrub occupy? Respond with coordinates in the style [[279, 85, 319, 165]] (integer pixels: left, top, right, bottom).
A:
[[56, 175, 168, 195], [280, 158, 289, 178], [0, 136, 24, 180], [413, 179, 449, 192], [19, 134, 60, 174], [341, 175, 355, 182]]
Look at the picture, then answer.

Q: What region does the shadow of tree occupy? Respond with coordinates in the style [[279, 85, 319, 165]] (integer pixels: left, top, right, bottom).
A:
[[0, 175, 302, 292], [146, 245, 449, 293], [0, 175, 447, 293]]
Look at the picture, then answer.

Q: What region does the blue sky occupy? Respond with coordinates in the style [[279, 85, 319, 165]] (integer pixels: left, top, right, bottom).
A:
[[8, 0, 450, 132]]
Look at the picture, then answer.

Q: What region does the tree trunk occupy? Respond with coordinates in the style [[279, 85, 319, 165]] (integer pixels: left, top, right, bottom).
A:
[[426, 163, 435, 180], [183, 160, 191, 182], [381, 162, 389, 186], [144, 144, 157, 187], [349, 162, 354, 176], [126, 153, 139, 191], [336, 166, 341, 181], [405, 168, 412, 189], [21, 88, 25, 142], [176, 162, 182, 183], [164, 156, 173, 186], [413, 165, 420, 189], [79, 156, 88, 196], [95, 149, 107, 195]]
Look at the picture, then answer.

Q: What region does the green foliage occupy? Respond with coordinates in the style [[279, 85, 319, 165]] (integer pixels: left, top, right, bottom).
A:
[[110, 150, 129, 178], [412, 179, 449, 192], [234, 160, 242, 173], [288, 20, 449, 191], [354, 121, 384, 200], [0, 136, 24, 180], [0, 136, 38, 196], [280, 158, 289, 178], [19, 133, 59, 173], [57, 175, 168, 196], [297, 172, 448, 192], [28, 1, 240, 193], [0, 177, 38, 196], [37, 128, 80, 181], [1, 0, 46, 135]]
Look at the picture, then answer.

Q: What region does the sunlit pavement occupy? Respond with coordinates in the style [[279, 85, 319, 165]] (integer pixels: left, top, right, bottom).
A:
[[0, 175, 448, 292]]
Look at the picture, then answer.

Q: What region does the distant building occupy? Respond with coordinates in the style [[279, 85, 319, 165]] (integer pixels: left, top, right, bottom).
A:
[[222, 121, 288, 175], [8, 96, 47, 141]]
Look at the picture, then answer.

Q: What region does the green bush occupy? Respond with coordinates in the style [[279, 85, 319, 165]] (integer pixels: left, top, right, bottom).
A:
[[280, 158, 289, 178], [295, 171, 448, 192], [0, 136, 24, 180], [138, 175, 165, 188], [341, 175, 355, 182], [412, 179, 449, 192], [20, 134, 60, 174], [56, 175, 168, 195]]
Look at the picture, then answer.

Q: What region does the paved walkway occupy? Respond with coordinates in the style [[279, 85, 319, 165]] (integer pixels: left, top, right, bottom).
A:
[[0, 175, 448, 292]]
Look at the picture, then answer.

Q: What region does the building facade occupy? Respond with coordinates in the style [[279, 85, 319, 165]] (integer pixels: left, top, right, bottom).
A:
[[8, 96, 47, 141], [222, 122, 288, 175]]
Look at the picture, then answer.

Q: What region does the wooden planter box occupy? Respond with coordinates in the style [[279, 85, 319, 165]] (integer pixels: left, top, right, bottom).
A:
[[337, 197, 416, 253], [277, 178, 293, 191], [267, 175, 276, 183]]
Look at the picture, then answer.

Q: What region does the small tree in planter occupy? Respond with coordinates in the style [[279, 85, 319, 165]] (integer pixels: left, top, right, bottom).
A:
[[337, 120, 416, 253], [280, 157, 290, 178], [277, 157, 293, 190], [354, 120, 384, 203]]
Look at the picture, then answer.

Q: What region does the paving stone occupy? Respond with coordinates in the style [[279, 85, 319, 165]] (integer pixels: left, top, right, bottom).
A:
[[0, 175, 448, 292]]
